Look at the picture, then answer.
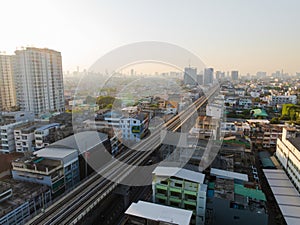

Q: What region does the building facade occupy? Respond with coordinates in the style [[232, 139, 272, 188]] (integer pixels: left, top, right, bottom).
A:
[[276, 127, 300, 191], [0, 54, 16, 111], [34, 123, 61, 150], [267, 95, 297, 106], [0, 121, 28, 153], [184, 67, 197, 85], [14, 123, 36, 152], [120, 113, 149, 142], [13, 47, 65, 115], [204, 68, 214, 85], [11, 147, 79, 196], [152, 167, 207, 225]]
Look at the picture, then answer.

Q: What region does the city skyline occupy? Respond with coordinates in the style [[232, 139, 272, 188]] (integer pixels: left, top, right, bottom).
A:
[[0, 0, 299, 74]]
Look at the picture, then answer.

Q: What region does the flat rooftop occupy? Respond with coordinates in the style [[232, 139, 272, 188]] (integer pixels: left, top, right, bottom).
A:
[[49, 131, 108, 154], [153, 166, 205, 184], [125, 201, 192, 225], [0, 179, 49, 218]]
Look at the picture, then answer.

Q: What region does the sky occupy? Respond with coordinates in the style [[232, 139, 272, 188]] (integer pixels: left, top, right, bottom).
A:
[[0, 0, 299, 75]]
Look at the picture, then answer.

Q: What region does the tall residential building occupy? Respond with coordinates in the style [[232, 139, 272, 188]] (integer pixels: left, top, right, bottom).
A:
[[231, 70, 239, 80], [204, 68, 213, 85], [184, 67, 197, 85], [14, 47, 65, 115], [0, 54, 16, 110]]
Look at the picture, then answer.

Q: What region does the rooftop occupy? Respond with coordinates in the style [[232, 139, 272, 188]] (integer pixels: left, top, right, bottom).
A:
[[49, 131, 108, 154], [0, 179, 49, 218], [152, 166, 205, 184], [125, 201, 192, 225], [210, 168, 249, 182], [35, 148, 78, 161], [263, 169, 300, 225], [35, 123, 60, 131]]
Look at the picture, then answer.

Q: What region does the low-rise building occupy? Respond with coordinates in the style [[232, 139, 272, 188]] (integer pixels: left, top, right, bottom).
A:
[[152, 166, 207, 225], [0, 179, 51, 225], [34, 123, 60, 150], [206, 169, 268, 225], [120, 113, 149, 142], [0, 111, 34, 124], [238, 98, 252, 109], [124, 201, 192, 225], [11, 147, 79, 196], [0, 121, 29, 153], [267, 94, 297, 106], [14, 122, 36, 152]]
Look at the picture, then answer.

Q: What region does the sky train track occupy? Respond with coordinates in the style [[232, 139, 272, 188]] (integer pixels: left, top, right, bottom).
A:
[[27, 86, 219, 225]]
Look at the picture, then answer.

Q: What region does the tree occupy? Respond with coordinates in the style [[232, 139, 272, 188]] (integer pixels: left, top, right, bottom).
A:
[[96, 96, 122, 109]]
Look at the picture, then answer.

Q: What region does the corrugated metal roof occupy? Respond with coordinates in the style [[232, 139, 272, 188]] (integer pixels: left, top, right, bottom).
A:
[[35, 148, 77, 160], [210, 168, 249, 182], [263, 169, 300, 225], [125, 201, 192, 225], [153, 166, 205, 184], [234, 184, 266, 201], [49, 131, 108, 154]]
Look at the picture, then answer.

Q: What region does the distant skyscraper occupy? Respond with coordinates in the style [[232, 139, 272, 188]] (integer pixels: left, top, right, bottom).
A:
[[184, 67, 197, 85], [231, 71, 239, 80], [204, 68, 214, 85], [0, 54, 16, 110], [14, 47, 65, 115], [197, 74, 203, 85], [256, 71, 267, 78]]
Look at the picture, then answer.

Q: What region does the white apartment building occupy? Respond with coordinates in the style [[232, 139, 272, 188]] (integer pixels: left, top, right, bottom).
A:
[[14, 123, 36, 152], [239, 98, 252, 109], [0, 54, 16, 110], [267, 94, 297, 106], [0, 121, 28, 153], [120, 113, 149, 142], [34, 123, 60, 150], [276, 127, 300, 191], [13, 47, 65, 115]]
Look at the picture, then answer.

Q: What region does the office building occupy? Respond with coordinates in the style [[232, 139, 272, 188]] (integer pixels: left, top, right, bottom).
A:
[[184, 67, 197, 85], [231, 71, 239, 80], [0, 54, 16, 111], [14, 47, 65, 115], [152, 166, 207, 225], [204, 68, 213, 85]]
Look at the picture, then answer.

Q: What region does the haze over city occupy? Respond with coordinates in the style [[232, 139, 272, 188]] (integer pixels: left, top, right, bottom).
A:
[[2, 1, 300, 225], [1, 0, 299, 74]]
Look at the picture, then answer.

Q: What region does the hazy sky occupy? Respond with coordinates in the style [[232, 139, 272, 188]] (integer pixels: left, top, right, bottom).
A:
[[1, 0, 299, 75]]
